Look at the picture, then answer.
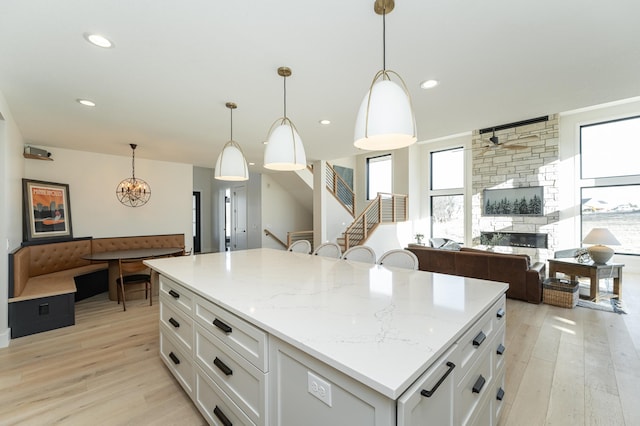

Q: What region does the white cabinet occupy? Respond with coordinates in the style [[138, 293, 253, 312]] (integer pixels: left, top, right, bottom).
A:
[[156, 270, 507, 426]]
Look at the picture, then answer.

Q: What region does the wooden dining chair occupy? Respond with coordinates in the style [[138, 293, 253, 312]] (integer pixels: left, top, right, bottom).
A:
[[116, 258, 152, 311]]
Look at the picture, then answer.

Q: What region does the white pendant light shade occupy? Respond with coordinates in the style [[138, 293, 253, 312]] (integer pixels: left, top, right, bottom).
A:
[[215, 140, 248, 181], [354, 77, 416, 150], [264, 119, 306, 171]]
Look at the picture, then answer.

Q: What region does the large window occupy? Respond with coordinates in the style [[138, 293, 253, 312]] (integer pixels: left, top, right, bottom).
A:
[[430, 148, 464, 242], [366, 154, 392, 200], [580, 116, 640, 255]]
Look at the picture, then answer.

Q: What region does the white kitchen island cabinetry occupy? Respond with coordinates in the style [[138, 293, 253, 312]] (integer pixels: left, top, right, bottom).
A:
[[146, 248, 508, 426]]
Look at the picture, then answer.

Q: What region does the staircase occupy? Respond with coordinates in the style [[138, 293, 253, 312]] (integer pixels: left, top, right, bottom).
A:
[[337, 192, 408, 252], [325, 163, 355, 217]]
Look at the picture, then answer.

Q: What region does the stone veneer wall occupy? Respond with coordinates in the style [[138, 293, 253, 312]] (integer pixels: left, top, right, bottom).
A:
[[471, 114, 559, 263]]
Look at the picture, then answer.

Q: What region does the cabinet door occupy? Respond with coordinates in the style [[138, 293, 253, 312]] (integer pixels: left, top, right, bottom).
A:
[[397, 345, 459, 426]]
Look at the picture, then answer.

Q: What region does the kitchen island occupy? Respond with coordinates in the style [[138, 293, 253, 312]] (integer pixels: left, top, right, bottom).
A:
[[145, 248, 508, 425]]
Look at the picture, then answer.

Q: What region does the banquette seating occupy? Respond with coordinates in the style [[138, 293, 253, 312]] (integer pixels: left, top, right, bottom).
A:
[[8, 233, 184, 338]]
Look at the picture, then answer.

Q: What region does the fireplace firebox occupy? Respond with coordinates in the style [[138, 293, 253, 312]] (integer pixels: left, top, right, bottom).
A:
[[480, 232, 547, 249]]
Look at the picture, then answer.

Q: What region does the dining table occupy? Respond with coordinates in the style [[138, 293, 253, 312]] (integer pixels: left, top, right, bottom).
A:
[[83, 247, 184, 301]]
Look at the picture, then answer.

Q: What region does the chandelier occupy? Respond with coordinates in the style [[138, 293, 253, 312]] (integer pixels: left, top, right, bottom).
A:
[[116, 144, 151, 207]]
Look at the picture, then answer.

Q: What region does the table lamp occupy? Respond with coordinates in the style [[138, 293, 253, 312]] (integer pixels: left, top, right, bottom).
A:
[[582, 228, 620, 264]]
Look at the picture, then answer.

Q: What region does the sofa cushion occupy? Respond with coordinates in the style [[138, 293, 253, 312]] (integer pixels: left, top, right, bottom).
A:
[[454, 252, 489, 280]]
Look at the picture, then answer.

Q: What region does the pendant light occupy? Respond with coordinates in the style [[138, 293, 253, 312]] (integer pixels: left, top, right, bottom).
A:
[[116, 144, 151, 207], [215, 102, 249, 181], [354, 0, 416, 151], [264, 66, 307, 171]]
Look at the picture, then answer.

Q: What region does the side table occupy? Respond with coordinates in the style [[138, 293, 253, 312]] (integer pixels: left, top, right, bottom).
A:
[[548, 258, 624, 301]]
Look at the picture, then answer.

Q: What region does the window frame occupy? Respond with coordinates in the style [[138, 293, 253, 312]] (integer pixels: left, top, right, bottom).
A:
[[366, 153, 392, 200], [429, 146, 465, 243]]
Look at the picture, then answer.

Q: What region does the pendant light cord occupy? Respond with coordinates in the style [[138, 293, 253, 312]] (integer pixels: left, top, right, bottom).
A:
[[230, 106, 234, 140], [283, 74, 287, 118], [382, 6, 386, 72], [131, 146, 136, 180]]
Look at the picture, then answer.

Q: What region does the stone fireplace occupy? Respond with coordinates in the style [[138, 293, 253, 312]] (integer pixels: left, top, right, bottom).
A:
[[472, 114, 560, 262]]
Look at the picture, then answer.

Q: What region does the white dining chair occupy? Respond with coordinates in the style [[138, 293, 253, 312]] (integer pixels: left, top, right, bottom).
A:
[[312, 242, 342, 258], [378, 249, 419, 270], [340, 245, 377, 264], [288, 240, 312, 254]]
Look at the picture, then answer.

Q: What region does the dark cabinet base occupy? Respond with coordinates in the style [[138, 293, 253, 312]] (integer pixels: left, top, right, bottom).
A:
[[9, 293, 75, 338]]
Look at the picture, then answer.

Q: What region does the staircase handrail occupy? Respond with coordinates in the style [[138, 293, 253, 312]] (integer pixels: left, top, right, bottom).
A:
[[264, 228, 288, 249], [287, 230, 314, 250]]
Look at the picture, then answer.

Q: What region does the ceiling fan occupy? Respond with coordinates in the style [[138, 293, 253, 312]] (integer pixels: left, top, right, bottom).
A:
[[479, 129, 539, 154]]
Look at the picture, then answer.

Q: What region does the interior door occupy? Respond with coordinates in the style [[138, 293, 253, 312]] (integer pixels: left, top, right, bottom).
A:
[[231, 185, 247, 251]]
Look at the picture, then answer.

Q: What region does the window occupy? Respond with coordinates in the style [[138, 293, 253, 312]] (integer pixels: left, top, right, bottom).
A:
[[366, 154, 392, 200], [430, 148, 464, 242], [580, 116, 640, 255]]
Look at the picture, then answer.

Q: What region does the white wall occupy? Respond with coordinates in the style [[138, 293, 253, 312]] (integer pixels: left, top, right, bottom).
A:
[[261, 174, 312, 249], [0, 92, 25, 347], [24, 147, 193, 248]]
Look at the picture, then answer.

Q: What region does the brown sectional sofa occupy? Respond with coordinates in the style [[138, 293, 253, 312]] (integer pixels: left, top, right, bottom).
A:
[[9, 233, 185, 338], [406, 245, 546, 303]]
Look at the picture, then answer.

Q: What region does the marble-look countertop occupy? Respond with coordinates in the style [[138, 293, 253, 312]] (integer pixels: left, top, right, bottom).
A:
[[145, 248, 508, 399]]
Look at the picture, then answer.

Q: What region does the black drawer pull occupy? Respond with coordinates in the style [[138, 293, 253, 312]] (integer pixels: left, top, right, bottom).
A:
[[496, 308, 505, 318], [168, 317, 180, 328], [214, 357, 233, 376], [473, 331, 486, 347], [497, 387, 505, 401], [497, 343, 505, 355], [472, 375, 486, 394], [168, 289, 180, 299], [420, 362, 455, 398], [213, 318, 232, 334], [214, 406, 233, 426], [168, 351, 180, 365]]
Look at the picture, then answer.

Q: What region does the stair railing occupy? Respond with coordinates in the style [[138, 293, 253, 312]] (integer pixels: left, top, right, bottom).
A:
[[341, 193, 407, 250], [325, 163, 355, 218], [287, 230, 314, 250]]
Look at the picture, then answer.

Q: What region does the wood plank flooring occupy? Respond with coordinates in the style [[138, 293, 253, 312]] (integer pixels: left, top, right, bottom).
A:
[[1, 273, 639, 425]]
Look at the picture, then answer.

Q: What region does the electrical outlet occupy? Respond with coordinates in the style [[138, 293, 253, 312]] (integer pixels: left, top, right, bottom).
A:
[[307, 371, 332, 407]]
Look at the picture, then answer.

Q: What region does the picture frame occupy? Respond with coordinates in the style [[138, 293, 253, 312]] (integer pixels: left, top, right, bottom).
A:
[[22, 179, 73, 241], [483, 186, 544, 216]]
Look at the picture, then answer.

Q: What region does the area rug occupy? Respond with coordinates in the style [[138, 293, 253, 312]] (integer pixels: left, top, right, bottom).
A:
[[575, 282, 627, 314]]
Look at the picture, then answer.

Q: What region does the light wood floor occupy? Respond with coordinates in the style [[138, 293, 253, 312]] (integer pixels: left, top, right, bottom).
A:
[[1, 274, 639, 426]]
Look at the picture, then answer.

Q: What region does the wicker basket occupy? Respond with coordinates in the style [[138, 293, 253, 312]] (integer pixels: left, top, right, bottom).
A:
[[543, 278, 579, 308]]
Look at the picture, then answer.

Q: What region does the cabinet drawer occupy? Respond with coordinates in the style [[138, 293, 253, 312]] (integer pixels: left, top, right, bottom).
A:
[[195, 295, 268, 372], [457, 342, 493, 426], [159, 276, 194, 315], [494, 323, 506, 374], [196, 366, 256, 426], [457, 302, 496, 383], [160, 331, 195, 396], [494, 369, 506, 423], [196, 325, 267, 426], [466, 389, 492, 426], [493, 295, 506, 328], [160, 298, 194, 353], [397, 344, 459, 426]]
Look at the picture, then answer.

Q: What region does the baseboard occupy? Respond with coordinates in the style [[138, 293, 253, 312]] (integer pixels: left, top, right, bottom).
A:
[[0, 327, 10, 348]]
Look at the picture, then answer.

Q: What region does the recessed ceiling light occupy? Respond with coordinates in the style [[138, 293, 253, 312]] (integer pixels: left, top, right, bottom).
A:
[[262, 141, 268, 145], [76, 99, 96, 107], [420, 79, 439, 89], [83, 33, 113, 48], [319, 119, 331, 125], [248, 162, 256, 166]]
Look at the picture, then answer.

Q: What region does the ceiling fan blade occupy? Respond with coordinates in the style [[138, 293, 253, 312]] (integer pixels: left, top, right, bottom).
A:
[[504, 144, 528, 150]]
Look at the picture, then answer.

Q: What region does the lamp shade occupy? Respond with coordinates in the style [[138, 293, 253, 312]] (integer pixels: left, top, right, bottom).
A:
[[582, 228, 620, 245], [214, 140, 249, 181], [264, 119, 306, 171], [354, 78, 416, 150], [583, 228, 620, 264]]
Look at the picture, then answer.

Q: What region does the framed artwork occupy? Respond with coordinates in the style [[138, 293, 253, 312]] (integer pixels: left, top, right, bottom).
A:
[[22, 179, 73, 241], [483, 186, 544, 216]]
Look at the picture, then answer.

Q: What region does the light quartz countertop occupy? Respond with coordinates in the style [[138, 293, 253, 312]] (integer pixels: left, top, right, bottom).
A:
[[146, 248, 508, 399]]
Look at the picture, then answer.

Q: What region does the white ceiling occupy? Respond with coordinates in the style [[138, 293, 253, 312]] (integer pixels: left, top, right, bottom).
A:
[[1, 0, 639, 170]]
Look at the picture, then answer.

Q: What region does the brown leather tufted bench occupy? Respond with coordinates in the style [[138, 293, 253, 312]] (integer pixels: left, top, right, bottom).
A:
[[8, 234, 184, 338]]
